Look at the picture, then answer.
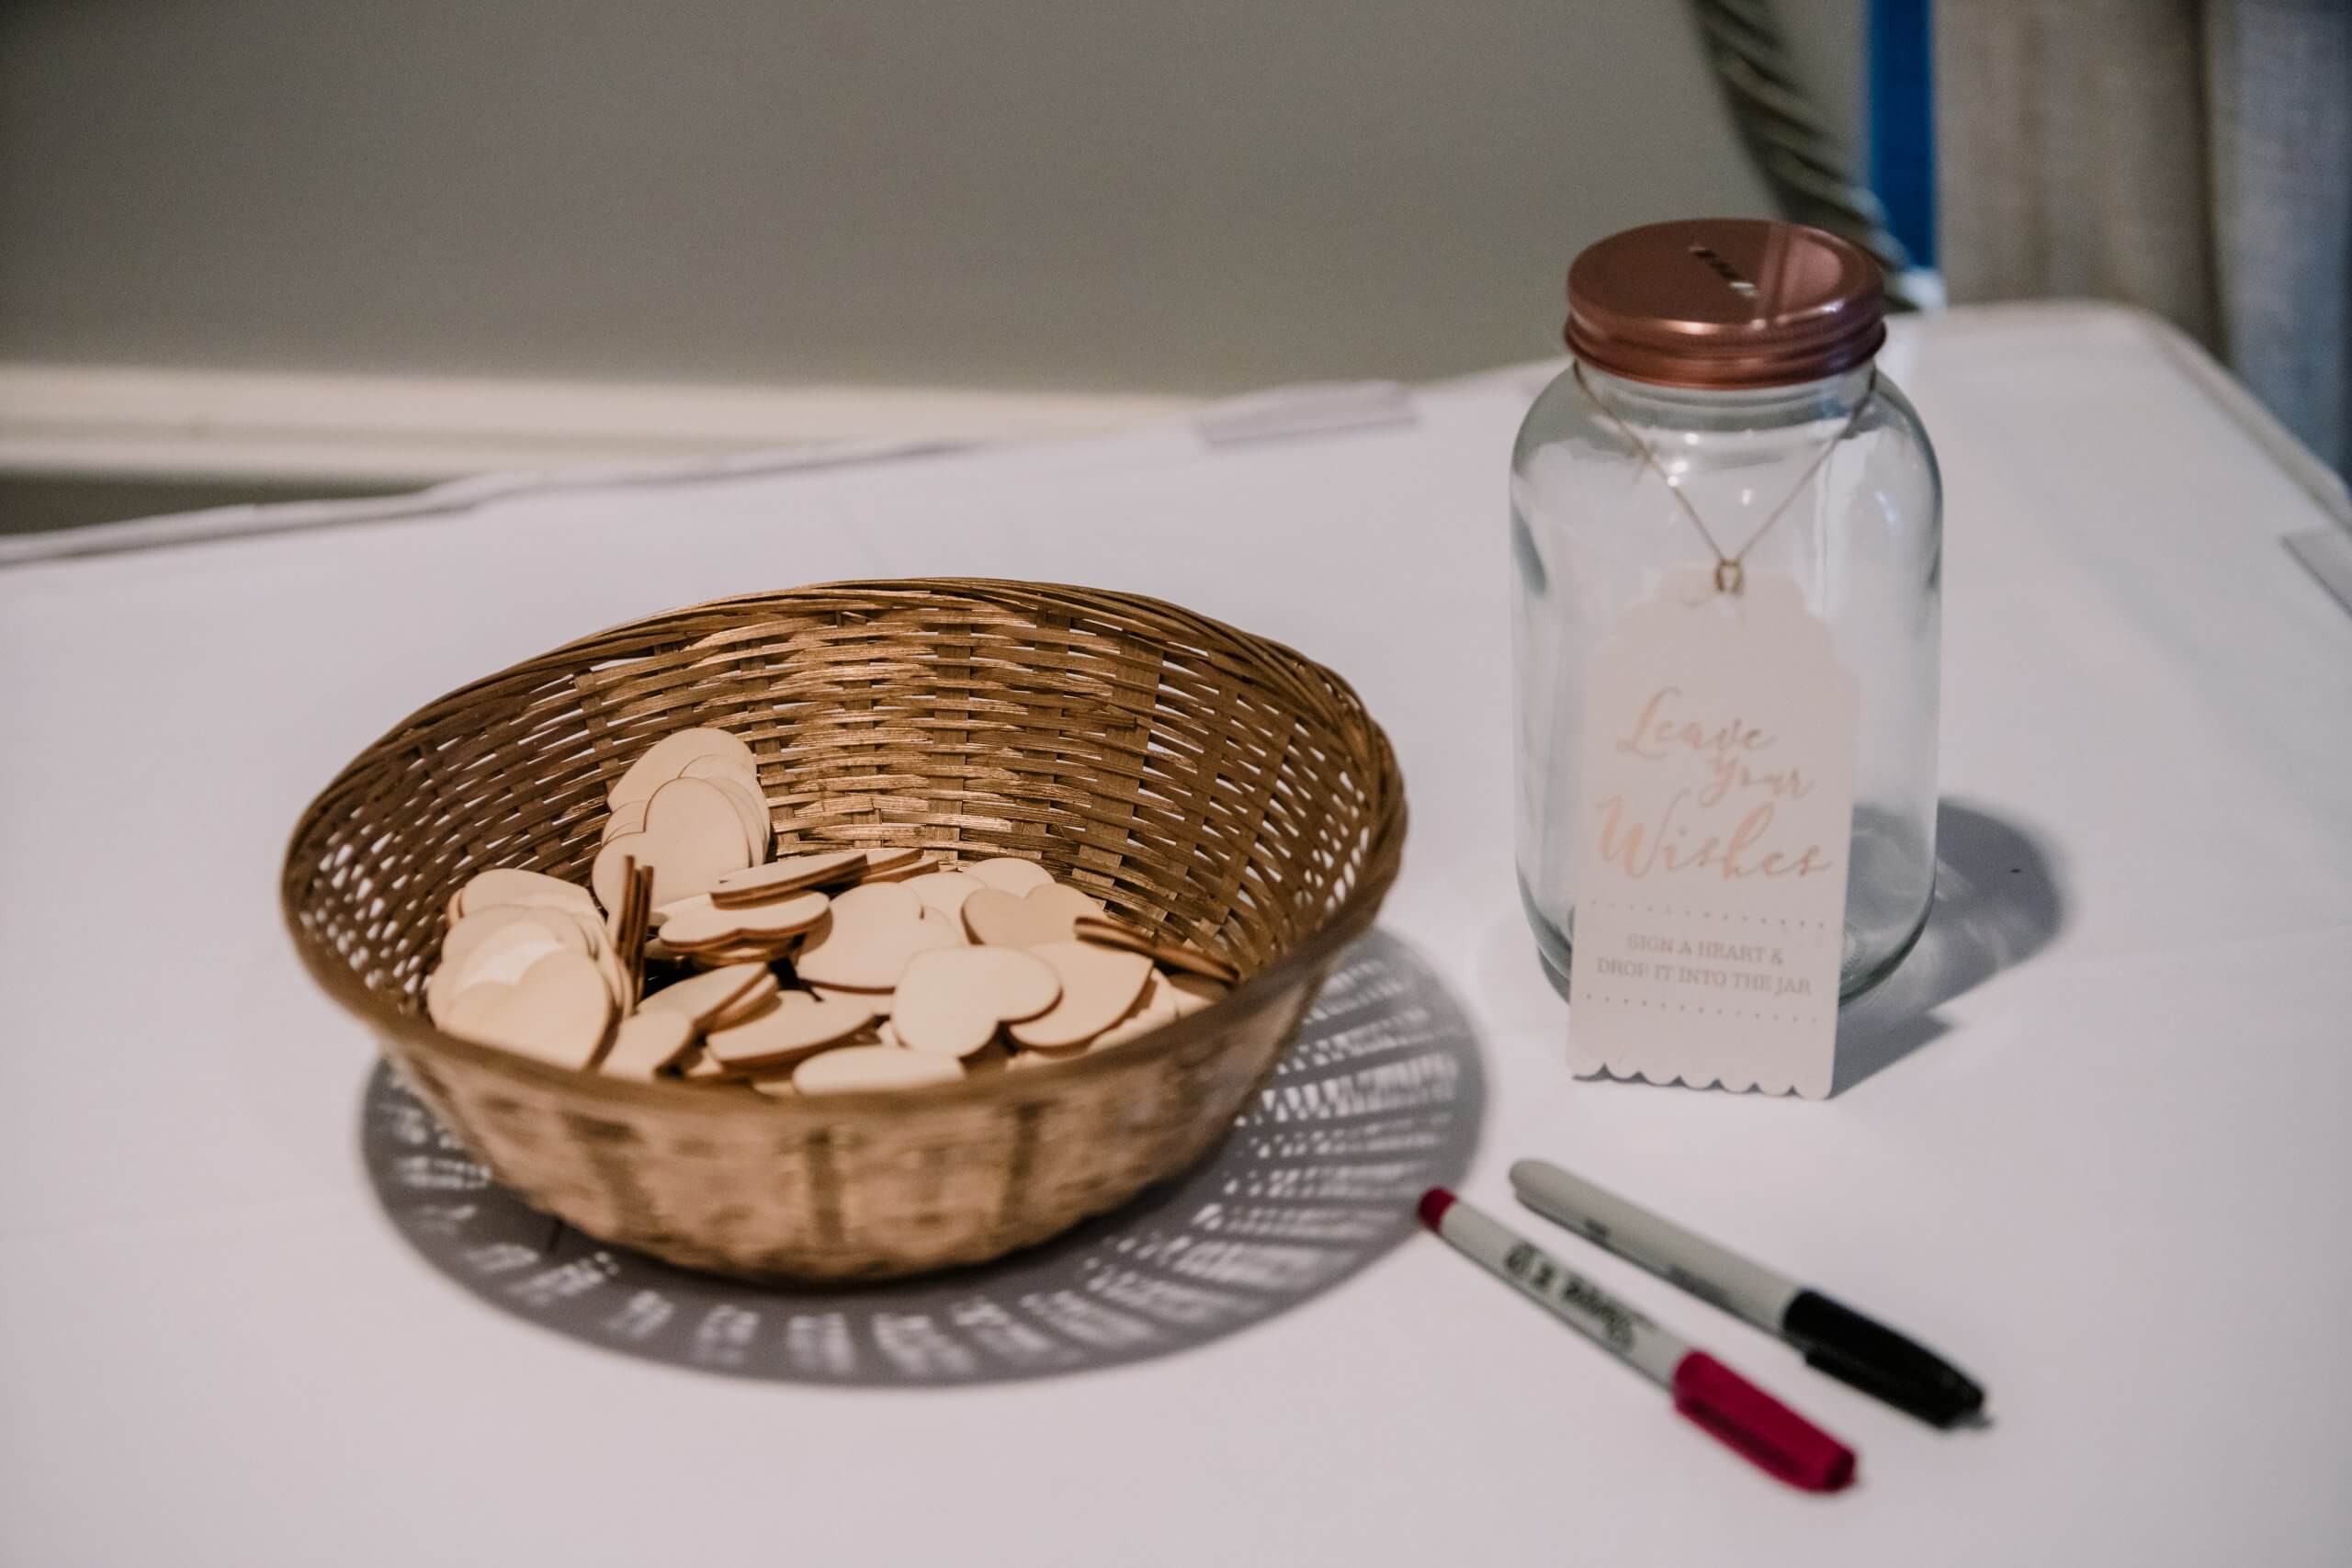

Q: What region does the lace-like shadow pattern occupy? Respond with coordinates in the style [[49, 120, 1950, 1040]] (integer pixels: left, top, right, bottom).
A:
[[365, 931, 1483, 1385]]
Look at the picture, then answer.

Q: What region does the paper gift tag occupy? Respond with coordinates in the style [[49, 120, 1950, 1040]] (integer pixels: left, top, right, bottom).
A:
[[1565, 567, 1858, 1098]]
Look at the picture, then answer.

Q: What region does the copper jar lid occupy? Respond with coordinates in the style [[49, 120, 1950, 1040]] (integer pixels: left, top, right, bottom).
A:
[[1565, 218, 1885, 389]]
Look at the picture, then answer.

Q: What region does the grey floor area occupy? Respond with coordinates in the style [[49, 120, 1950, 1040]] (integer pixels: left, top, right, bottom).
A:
[[0, 472, 407, 535]]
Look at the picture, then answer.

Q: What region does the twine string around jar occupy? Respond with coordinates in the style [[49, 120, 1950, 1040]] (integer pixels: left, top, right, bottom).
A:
[[1572, 362, 1878, 595]]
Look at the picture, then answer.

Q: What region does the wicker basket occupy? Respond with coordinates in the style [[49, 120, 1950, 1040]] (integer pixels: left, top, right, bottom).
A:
[[283, 580, 1407, 1282]]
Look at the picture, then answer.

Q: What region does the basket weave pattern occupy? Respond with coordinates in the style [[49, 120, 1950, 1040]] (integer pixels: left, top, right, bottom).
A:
[[284, 581, 1406, 1280]]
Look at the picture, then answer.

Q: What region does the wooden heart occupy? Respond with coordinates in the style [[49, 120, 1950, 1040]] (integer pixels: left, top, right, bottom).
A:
[[704, 990, 880, 1069], [684, 1050, 746, 1083], [707, 975, 787, 1031], [709, 850, 868, 906], [456, 868, 597, 919], [1072, 916, 1241, 985], [597, 1010, 695, 1080], [1009, 941, 1156, 1047], [961, 884, 1104, 949], [892, 947, 1062, 1057], [1093, 971, 1181, 1048], [638, 963, 776, 1029], [1007, 1043, 1088, 1071], [449, 922, 572, 991], [608, 728, 761, 809], [902, 870, 985, 922], [425, 924, 566, 1027], [442, 949, 614, 1067], [592, 936, 635, 1011], [684, 943, 798, 970], [695, 773, 772, 863], [792, 1045, 964, 1094], [793, 882, 960, 990], [442, 905, 590, 978], [1166, 972, 1229, 1013], [658, 889, 829, 949], [808, 980, 893, 1015], [681, 750, 763, 790], [853, 846, 928, 879], [966, 856, 1056, 895], [593, 775, 752, 911], [1086, 968, 1224, 1047]]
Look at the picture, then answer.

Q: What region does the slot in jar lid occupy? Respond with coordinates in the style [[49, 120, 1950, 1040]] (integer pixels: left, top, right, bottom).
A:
[[1566, 219, 1885, 389]]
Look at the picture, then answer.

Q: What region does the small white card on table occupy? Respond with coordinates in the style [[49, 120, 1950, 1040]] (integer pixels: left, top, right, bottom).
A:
[[1566, 567, 1857, 1098]]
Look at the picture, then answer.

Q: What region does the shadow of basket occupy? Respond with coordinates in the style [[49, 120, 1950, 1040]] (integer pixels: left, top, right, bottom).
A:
[[364, 930, 1484, 1385]]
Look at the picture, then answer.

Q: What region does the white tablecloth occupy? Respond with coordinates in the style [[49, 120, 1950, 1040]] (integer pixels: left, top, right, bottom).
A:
[[3, 304, 2348, 1565]]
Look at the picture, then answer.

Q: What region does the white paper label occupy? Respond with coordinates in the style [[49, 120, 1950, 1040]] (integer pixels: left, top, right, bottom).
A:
[[1566, 567, 1858, 1098]]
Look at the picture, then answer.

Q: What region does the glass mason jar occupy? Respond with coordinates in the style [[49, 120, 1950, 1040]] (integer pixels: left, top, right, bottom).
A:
[[1510, 219, 1941, 1001]]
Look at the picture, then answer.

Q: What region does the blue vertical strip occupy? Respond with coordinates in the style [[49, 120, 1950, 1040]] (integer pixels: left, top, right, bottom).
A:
[[1868, 0, 1936, 268]]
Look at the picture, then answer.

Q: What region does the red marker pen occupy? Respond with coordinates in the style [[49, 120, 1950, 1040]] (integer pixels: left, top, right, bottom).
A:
[[1419, 1189, 1857, 1493]]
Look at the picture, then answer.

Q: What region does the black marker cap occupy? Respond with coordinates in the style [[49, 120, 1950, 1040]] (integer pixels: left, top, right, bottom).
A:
[[1781, 1290, 1985, 1428]]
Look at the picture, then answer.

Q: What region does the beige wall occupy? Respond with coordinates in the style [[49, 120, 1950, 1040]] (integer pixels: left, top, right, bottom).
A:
[[0, 1, 1860, 396]]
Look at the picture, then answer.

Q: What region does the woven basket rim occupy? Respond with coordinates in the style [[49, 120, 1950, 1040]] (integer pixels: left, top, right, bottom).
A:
[[281, 577, 1408, 1120]]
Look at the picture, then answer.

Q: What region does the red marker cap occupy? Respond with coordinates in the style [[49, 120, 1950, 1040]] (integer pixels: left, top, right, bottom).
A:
[[1671, 1352, 1858, 1493], [1417, 1188, 1457, 1231]]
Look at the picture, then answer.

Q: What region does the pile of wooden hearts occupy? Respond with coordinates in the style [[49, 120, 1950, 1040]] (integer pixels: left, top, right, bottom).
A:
[[591, 728, 772, 912], [425, 868, 643, 1066], [649, 846, 928, 967], [421, 726, 1242, 1095]]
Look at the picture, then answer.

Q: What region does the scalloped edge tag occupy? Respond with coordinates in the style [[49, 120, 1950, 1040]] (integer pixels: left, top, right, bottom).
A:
[[1566, 567, 1857, 1099]]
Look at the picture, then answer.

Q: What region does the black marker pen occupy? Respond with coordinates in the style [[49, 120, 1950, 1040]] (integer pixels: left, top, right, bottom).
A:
[[1510, 1158, 1986, 1427]]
